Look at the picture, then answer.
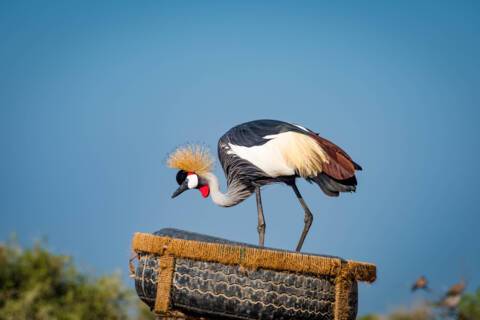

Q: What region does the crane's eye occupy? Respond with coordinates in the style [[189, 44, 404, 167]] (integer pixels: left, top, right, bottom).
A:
[[187, 174, 199, 189], [176, 170, 187, 185]]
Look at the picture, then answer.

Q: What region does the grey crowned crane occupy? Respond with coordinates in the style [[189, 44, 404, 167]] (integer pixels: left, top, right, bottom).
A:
[[168, 119, 362, 252]]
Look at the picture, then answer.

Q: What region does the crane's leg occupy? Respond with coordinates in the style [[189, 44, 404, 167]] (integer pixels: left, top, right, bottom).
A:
[[255, 186, 266, 247], [291, 182, 314, 252]]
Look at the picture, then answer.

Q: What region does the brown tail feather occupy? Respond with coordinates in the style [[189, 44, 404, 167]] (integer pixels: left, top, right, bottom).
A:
[[309, 133, 361, 180]]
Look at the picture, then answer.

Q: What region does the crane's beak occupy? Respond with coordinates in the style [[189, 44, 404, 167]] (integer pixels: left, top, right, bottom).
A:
[[171, 180, 189, 198]]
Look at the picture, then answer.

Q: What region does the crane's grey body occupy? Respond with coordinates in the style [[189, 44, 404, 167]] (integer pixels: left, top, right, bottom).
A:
[[217, 120, 308, 191], [215, 120, 359, 251]]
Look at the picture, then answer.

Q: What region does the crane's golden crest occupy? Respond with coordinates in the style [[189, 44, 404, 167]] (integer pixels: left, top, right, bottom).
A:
[[167, 144, 214, 175]]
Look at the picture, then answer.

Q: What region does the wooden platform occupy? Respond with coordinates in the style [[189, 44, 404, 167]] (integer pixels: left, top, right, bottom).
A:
[[131, 228, 376, 320]]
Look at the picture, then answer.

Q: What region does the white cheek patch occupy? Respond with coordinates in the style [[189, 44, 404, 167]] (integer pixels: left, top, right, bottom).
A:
[[187, 174, 199, 189]]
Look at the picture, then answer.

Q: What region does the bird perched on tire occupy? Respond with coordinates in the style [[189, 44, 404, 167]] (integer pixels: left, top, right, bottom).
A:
[[168, 119, 362, 252]]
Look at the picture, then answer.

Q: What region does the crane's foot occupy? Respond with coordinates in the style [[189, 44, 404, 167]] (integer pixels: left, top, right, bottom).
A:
[[290, 182, 314, 252]]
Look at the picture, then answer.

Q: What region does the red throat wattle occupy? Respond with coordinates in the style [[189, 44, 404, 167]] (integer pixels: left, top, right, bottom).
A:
[[187, 172, 209, 198], [199, 185, 210, 198]]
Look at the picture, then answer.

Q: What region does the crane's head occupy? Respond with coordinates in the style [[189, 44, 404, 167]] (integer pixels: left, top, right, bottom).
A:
[[172, 170, 210, 198], [167, 144, 213, 199]]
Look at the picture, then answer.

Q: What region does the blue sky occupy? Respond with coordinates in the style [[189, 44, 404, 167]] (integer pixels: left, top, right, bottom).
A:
[[1, 0, 479, 315]]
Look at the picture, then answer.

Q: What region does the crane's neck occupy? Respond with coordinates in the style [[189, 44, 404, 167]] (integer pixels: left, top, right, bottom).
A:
[[202, 172, 252, 207]]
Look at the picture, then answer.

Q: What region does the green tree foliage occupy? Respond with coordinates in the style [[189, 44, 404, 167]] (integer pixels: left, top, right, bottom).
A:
[[0, 240, 154, 320], [458, 288, 480, 320]]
